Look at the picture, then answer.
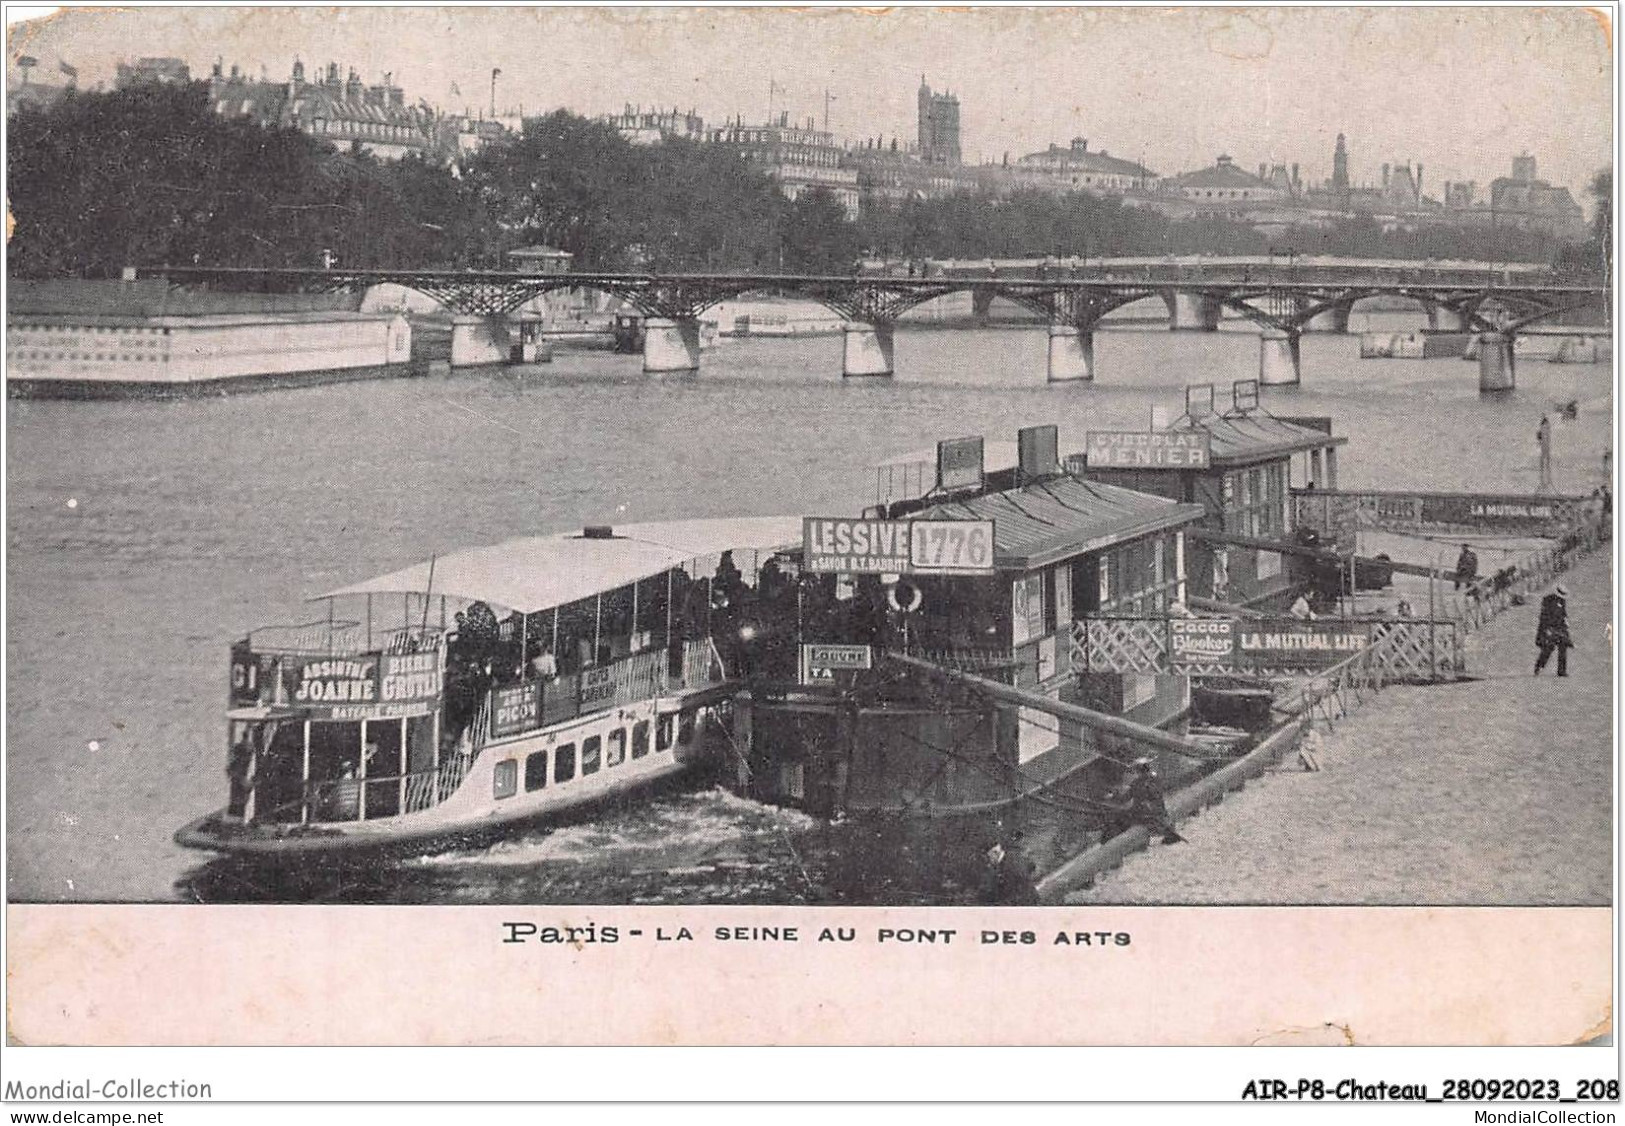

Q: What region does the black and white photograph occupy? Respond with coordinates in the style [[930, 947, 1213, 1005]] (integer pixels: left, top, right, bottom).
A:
[[2, 2, 1616, 1062]]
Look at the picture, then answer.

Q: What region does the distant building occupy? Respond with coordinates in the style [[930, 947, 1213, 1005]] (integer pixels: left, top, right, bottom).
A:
[[916, 77, 961, 166], [1162, 154, 1286, 210], [600, 104, 706, 145], [1013, 138, 1155, 194], [1489, 154, 1585, 238], [706, 113, 860, 219], [114, 57, 191, 89], [1330, 133, 1349, 194], [208, 59, 437, 162]]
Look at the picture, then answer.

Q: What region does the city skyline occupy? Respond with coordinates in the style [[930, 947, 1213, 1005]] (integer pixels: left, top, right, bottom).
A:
[[6, 5, 1613, 203]]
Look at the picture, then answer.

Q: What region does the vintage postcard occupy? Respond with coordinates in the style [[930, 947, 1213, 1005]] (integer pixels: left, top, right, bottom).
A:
[[2, 2, 1616, 1081]]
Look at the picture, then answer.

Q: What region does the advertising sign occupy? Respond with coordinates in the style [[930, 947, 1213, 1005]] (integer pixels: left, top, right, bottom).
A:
[[937, 436, 985, 491], [1170, 618, 1237, 666], [490, 681, 543, 739], [1086, 430, 1211, 470], [1236, 621, 1372, 669], [802, 517, 996, 575], [798, 643, 872, 685], [909, 519, 995, 574], [379, 651, 441, 708], [578, 665, 617, 712], [803, 643, 872, 671], [289, 654, 379, 709], [1017, 424, 1060, 482]]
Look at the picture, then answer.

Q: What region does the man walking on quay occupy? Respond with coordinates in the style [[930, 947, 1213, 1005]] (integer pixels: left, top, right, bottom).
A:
[[1534, 584, 1572, 677]]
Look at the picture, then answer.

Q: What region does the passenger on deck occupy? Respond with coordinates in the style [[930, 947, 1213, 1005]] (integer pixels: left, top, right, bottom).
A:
[[226, 732, 255, 821], [529, 644, 558, 681], [1289, 594, 1315, 620], [1453, 544, 1479, 592]]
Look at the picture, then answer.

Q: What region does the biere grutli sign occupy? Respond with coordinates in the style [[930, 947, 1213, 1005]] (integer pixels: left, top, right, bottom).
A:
[[1087, 430, 1211, 469], [802, 517, 996, 575]]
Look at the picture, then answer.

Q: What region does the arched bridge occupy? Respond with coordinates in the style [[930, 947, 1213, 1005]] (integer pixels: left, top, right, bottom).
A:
[[133, 264, 1608, 389]]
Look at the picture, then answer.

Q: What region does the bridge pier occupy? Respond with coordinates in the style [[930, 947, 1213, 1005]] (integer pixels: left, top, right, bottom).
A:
[[1165, 291, 1220, 331], [842, 321, 895, 377], [643, 317, 702, 373], [971, 287, 996, 325], [1477, 332, 1516, 392], [450, 314, 513, 367], [1046, 323, 1095, 383], [1258, 328, 1302, 386], [1428, 305, 1467, 332]]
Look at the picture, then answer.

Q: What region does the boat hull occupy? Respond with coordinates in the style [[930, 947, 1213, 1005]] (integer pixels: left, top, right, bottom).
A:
[[176, 697, 730, 861]]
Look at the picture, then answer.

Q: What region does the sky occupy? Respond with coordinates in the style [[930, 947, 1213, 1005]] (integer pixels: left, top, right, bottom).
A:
[[5, 5, 1614, 203]]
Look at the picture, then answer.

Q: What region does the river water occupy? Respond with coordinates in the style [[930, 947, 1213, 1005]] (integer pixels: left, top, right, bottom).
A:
[[5, 313, 1612, 902]]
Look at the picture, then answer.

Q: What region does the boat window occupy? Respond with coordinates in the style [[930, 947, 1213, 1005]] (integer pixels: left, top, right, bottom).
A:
[[525, 751, 548, 791], [656, 714, 675, 752], [582, 735, 601, 775], [606, 728, 626, 767], [632, 721, 650, 759], [678, 712, 695, 746], [554, 743, 576, 783], [493, 759, 518, 800]]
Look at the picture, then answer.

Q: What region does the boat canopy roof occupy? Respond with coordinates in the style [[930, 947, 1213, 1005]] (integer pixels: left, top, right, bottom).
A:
[[317, 516, 804, 614]]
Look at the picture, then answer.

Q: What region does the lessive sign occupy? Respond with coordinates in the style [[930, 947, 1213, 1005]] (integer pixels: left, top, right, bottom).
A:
[[802, 517, 996, 575], [1169, 618, 1236, 665], [1087, 430, 1211, 469]]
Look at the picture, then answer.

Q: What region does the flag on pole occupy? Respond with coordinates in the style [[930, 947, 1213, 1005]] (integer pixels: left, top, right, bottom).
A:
[[58, 60, 77, 78], [449, 81, 461, 97], [492, 67, 502, 79]]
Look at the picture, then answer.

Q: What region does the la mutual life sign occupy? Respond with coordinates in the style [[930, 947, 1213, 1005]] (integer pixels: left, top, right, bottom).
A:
[[1087, 431, 1211, 470]]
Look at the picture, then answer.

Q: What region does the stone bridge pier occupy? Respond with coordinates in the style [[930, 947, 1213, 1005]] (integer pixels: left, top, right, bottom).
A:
[[1477, 332, 1516, 392], [1165, 290, 1221, 331], [450, 314, 513, 367], [842, 321, 896, 377], [644, 317, 703, 373], [1046, 322, 1095, 383], [1258, 327, 1302, 386]]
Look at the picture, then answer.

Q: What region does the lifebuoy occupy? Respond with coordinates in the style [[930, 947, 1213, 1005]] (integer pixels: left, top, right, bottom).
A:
[[888, 580, 923, 614]]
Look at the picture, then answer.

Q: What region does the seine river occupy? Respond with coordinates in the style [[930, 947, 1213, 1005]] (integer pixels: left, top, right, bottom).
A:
[[5, 314, 1611, 902]]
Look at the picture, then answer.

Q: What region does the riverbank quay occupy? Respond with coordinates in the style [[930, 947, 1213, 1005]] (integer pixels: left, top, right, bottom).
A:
[[1056, 539, 1613, 906]]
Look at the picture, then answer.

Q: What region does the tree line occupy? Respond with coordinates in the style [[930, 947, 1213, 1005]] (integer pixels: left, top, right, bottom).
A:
[[6, 81, 1604, 280]]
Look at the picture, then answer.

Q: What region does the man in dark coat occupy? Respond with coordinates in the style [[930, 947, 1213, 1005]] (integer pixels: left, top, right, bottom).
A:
[[1453, 544, 1479, 591], [1107, 758, 1186, 845], [1534, 585, 1573, 677]]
